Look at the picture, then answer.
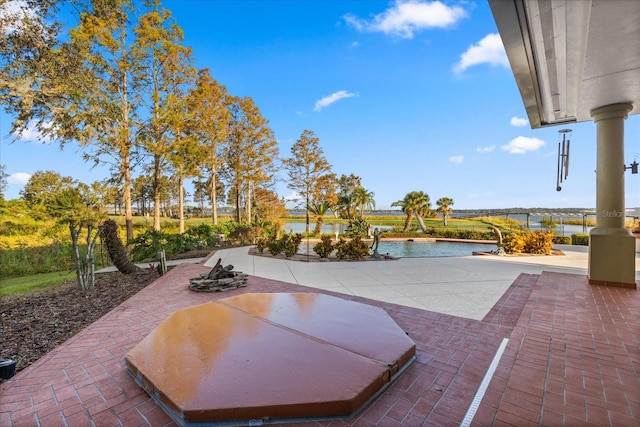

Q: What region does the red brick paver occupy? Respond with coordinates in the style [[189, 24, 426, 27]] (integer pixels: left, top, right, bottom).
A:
[[1, 264, 638, 426], [472, 271, 640, 427]]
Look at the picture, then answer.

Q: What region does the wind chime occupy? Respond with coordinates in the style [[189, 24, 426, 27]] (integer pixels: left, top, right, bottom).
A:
[[556, 129, 571, 191]]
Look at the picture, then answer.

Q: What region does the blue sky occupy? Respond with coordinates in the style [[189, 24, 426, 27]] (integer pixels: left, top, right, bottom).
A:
[[2, 0, 639, 210]]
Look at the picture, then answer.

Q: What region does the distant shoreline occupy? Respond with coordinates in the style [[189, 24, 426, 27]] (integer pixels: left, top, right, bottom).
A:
[[284, 208, 639, 220]]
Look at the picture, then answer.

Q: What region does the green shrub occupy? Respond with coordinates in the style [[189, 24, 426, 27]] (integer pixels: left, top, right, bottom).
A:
[[334, 238, 349, 259], [128, 230, 201, 262], [185, 223, 217, 246], [502, 231, 526, 254], [256, 237, 268, 254], [251, 219, 278, 237], [553, 235, 571, 244], [128, 230, 163, 262], [263, 233, 302, 256], [523, 231, 554, 254], [425, 227, 496, 240], [335, 236, 370, 260], [266, 236, 283, 255], [216, 220, 276, 245], [282, 233, 303, 257], [344, 218, 370, 238], [212, 221, 244, 238], [503, 231, 554, 254], [313, 235, 334, 258], [184, 223, 235, 247], [572, 233, 589, 246], [227, 225, 265, 246]]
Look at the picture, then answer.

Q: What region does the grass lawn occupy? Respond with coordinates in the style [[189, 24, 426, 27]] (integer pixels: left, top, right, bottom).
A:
[[284, 215, 494, 231], [0, 271, 76, 297]]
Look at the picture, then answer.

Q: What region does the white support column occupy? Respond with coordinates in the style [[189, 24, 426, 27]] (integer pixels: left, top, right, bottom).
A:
[[589, 103, 636, 288]]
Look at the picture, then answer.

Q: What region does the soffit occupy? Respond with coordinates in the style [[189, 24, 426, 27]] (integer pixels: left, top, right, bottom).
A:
[[489, 0, 640, 128]]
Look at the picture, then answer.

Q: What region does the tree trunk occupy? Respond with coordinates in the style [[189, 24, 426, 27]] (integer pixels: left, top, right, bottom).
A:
[[416, 214, 427, 233], [235, 180, 241, 222], [69, 225, 86, 290], [101, 219, 140, 274], [85, 224, 100, 290], [314, 216, 323, 235], [245, 183, 252, 224], [210, 172, 218, 225], [121, 65, 134, 242], [153, 155, 161, 231], [179, 172, 185, 234], [305, 192, 310, 234], [123, 154, 134, 242], [402, 213, 413, 232]]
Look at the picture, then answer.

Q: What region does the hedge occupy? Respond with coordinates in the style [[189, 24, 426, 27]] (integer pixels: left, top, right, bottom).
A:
[[571, 233, 589, 246], [552, 235, 571, 245]]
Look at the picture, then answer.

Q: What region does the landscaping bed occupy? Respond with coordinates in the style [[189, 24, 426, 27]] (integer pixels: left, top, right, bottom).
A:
[[0, 269, 159, 380]]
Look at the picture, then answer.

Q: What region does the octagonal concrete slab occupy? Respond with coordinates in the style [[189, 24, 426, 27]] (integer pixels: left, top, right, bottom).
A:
[[125, 293, 415, 426]]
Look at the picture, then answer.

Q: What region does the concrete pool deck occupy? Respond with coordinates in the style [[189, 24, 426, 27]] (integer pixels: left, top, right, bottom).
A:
[[206, 244, 635, 321], [1, 245, 639, 426]]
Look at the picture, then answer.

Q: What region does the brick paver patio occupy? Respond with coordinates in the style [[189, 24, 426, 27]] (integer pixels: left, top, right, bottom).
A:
[[1, 262, 638, 426]]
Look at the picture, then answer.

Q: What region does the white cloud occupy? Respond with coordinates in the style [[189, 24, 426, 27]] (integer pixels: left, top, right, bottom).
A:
[[344, 0, 467, 39], [501, 136, 545, 154], [15, 121, 54, 143], [7, 172, 31, 185], [453, 33, 509, 74], [284, 191, 302, 202], [449, 155, 464, 164], [0, 0, 40, 35], [510, 116, 529, 127], [476, 145, 495, 153], [313, 90, 356, 112]]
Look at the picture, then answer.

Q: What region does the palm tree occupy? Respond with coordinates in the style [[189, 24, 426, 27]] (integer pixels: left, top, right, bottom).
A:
[[391, 191, 431, 232], [352, 187, 375, 217], [308, 200, 333, 235], [436, 197, 454, 226], [336, 193, 355, 219]]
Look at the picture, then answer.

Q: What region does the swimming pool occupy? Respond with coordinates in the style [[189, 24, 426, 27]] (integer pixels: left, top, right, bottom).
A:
[[375, 240, 496, 257], [298, 239, 497, 258]]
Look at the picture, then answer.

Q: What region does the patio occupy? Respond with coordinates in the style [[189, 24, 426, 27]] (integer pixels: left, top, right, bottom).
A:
[[1, 255, 638, 426]]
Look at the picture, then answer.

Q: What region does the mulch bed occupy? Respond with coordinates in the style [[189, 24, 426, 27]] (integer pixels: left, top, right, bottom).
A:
[[0, 248, 216, 382], [0, 269, 159, 380]]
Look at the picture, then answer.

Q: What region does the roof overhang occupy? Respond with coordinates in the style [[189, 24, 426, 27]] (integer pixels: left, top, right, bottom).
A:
[[489, 0, 640, 129]]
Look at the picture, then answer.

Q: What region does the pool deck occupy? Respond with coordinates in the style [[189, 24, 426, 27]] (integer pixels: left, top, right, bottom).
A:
[[205, 244, 609, 321], [1, 245, 639, 426]]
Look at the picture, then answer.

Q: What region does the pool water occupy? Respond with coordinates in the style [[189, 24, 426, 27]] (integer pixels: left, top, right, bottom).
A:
[[375, 241, 496, 257], [299, 240, 496, 258]]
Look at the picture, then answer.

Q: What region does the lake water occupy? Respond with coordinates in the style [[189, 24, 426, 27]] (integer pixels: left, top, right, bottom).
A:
[[284, 221, 591, 236], [284, 222, 393, 234], [536, 224, 592, 236], [298, 240, 496, 258]]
